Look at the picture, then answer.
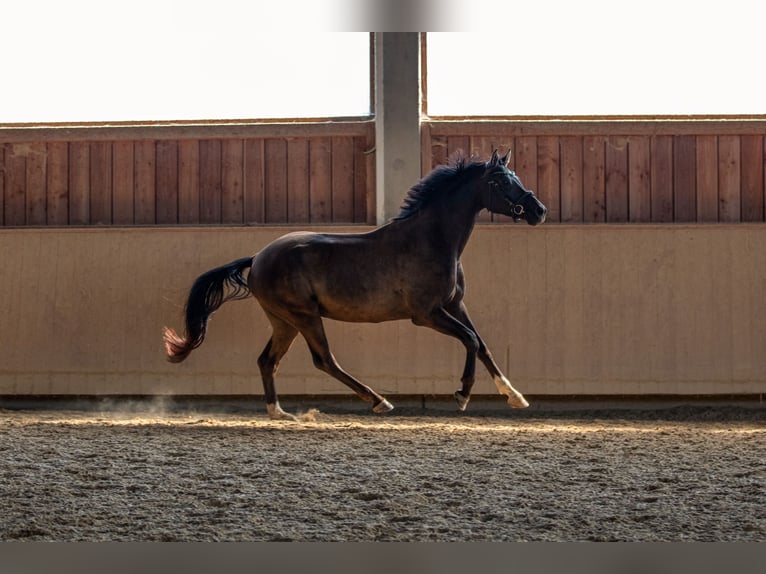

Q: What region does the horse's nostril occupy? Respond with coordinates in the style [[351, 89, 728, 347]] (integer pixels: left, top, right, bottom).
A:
[[536, 206, 546, 217]]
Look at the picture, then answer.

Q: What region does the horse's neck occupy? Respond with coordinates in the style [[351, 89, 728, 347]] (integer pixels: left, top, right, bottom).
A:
[[387, 196, 479, 258]]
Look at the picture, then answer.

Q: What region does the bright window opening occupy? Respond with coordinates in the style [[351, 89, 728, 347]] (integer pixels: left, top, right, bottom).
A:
[[426, 3, 765, 117], [1, 2, 370, 124]]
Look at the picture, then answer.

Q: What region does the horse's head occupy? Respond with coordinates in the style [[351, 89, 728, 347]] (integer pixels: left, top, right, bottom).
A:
[[481, 149, 547, 225]]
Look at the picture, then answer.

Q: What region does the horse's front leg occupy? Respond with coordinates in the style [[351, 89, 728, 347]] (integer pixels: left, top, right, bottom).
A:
[[446, 301, 529, 410]]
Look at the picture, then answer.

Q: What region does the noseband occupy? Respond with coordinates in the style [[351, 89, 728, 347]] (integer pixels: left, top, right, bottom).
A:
[[486, 181, 533, 219]]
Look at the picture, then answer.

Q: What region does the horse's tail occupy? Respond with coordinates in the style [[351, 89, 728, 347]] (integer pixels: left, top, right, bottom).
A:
[[163, 256, 254, 363]]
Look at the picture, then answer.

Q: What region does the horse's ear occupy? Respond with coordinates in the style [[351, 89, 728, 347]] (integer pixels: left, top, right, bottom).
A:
[[489, 149, 499, 166], [500, 149, 512, 166]]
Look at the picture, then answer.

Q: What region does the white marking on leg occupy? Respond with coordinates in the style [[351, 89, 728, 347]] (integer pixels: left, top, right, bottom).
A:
[[267, 402, 298, 421], [454, 391, 470, 412], [493, 375, 529, 409], [372, 398, 394, 413]]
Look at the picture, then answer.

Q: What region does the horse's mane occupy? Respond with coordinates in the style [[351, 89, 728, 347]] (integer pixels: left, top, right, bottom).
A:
[[394, 153, 486, 220]]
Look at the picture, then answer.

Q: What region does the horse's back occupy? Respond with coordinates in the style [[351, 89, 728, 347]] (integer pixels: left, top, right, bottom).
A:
[[248, 229, 413, 322]]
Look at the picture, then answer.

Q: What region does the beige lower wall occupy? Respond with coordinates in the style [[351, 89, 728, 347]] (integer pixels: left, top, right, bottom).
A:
[[1, 225, 765, 398]]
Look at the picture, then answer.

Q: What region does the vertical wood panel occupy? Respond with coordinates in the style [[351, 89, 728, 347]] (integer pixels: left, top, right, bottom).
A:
[[430, 135, 448, 170], [0, 146, 4, 224], [583, 136, 606, 222], [332, 137, 355, 222], [89, 141, 112, 224], [199, 140, 222, 224], [309, 138, 332, 223], [352, 136, 369, 223], [605, 136, 628, 222], [673, 135, 696, 222], [264, 139, 287, 223], [364, 132, 376, 224], [718, 135, 741, 222], [628, 137, 651, 222], [447, 136, 470, 160], [69, 141, 90, 225], [471, 136, 496, 222], [112, 141, 135, 225], [243, 139, 264, 224], [221, 139, 244, 224], [559, 136, 583, 223], [537, 136, 560, 223], [26, 143, 47, 225], [134, 140, 156, 224], [156, 140, 179, 225], [514, 136, 538, 190], [178, 140, 199, 224], [650, 136, 673, 222], [46, 142, 69, 225], [696, 136, 718, 223], [4, 145, 26, 225], [740, 135, 764, 222], [286, 138, 309, 223]]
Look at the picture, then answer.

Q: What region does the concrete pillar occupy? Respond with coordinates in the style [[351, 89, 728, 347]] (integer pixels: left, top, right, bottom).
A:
[[374, 33, 422, 224]]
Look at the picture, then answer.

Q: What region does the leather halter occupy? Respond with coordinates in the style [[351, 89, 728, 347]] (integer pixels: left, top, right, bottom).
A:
[[485, 180, 532, 220]]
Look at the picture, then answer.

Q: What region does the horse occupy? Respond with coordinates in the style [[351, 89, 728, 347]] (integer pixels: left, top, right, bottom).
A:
[[163, 149, 547, 420]]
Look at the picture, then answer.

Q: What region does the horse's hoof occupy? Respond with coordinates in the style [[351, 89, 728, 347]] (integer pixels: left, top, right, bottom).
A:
[[454, 391, 470, 412], [373, 398, 394, 413], [267, 403, 299, 421], [506, 392, 530, 409]]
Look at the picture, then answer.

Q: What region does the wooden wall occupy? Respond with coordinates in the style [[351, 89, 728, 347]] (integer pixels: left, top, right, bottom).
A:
[[0, 122, 375, 226], [1, 226, 764, 398], [423, 120, 766, 224]]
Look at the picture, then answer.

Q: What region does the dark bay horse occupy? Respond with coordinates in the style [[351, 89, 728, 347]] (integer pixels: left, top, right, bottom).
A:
[[163, 150, 547, 420]]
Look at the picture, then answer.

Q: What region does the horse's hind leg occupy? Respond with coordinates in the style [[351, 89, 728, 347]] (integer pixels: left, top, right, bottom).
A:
[[295, 314, 393, 413], [257, 312, 299, 421]]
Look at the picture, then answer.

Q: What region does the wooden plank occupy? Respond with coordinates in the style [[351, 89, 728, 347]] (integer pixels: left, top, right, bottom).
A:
[[695, 136, 718, 223], [582, 136, 606, 222], [25, 143, 47, 225], [331, 137, 355, 222], [740, 135, 764, 222], [0, 146, 4, 224], [89, 141, 112, 224], [286, 138, 309, 223], [264, 139, 288, 223], [243, 139, 264, 224], [199, 140, 222, 224], [364, 132, 376, 224], [46, 142, 69, 225], [4, 145, 26, 225], [471, 136, 496, 222], [68, 141, 90, 225], [559, 136, 583, 223], [673, 135, 696, 222], [513, 137, 538, 191], [309, 137, 332, 223], [134, 140, 156, 224], [447, 136, 470, 161], [178, 140, 200, 224], [537, 136, 560, 223], [650, 136, 673, 222], [718, 135, 741, 222], [352, 136, 369, 223], [627, 137, 651, 222], [424, 119, 766, 138], [155, 140, 179, 225], [0, 120, 376, 144], [221, 139, 244, 224], [112, 141, 135, 225], [605, 136, 628, 222], [430, 134, 448, 170]]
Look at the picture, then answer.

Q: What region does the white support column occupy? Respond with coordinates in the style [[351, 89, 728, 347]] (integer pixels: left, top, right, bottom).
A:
[[374, 33, 422, 225]]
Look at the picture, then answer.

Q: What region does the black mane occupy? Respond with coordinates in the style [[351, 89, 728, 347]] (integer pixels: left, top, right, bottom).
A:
[[394, 154, 486, 220]]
